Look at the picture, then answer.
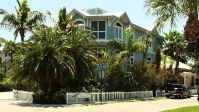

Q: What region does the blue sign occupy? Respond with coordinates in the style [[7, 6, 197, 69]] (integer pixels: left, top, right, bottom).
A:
[[98, 64, 105, 70]]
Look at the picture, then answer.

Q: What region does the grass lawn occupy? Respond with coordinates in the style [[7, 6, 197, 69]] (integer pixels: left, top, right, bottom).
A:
[[162, 105, 199, 112], [80, 97, 167, 106]]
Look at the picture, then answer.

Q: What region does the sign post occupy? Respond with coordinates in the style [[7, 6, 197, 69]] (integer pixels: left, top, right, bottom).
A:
[[98, 63, 105, 104]]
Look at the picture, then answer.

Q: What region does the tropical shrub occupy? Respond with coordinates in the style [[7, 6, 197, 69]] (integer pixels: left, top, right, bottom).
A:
[[130, 62, 157, 91], [0, 78, 15, 92]]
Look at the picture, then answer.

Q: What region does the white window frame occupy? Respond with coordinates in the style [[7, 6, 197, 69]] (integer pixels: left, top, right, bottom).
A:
[[74, 19, 85, 25], [115, 21, 123, 40], [91, 20, 106, 40], [74, 19, 85, 28]]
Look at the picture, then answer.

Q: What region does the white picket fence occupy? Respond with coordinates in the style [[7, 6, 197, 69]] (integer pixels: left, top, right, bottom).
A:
[[189, 89, 197, 95], [13, 90, 33, 102], [12, 89, 198, 104], [66, 91, 153, 104]]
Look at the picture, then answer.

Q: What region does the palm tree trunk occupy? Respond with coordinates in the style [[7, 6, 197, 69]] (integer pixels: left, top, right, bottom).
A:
[[127, 55, 131, 72], [10, 52, 13, 64], [155, 45, 161, 74], [20, 30, 25, 42], [175, 52, 179, 75]]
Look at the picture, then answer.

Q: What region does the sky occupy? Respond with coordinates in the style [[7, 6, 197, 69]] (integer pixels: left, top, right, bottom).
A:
[[0, 0, 187, 42]]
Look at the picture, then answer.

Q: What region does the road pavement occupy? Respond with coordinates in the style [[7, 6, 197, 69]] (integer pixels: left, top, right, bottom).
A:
[[0, 92, 199, 112]]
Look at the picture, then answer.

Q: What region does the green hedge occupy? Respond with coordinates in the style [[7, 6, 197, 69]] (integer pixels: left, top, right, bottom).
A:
[[0, 78, 15, 92], [33, 88, 67, 104]]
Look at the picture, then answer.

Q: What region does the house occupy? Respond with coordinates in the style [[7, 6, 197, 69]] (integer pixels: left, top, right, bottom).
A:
[[161, 60, 197, 89], [0, 38, 10, 76], [68, 7, 162, 64]]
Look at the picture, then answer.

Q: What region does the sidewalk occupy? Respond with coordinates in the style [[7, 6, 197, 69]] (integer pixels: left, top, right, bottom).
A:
[[0, 91, 13, 100]]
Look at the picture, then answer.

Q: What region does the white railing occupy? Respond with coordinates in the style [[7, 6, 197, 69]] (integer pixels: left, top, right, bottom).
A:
[[13, 90, 33, 102], [156, 90, 165, 97], [12, 89, 197, 104], [66, 91, 153, 104], [189, 89, 197, 95]]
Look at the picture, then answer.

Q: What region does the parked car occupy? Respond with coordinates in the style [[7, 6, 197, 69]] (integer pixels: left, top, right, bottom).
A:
[[165, 83, 191, 98]]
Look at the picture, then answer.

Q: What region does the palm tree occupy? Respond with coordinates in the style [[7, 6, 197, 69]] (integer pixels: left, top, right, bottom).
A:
[[3, 40, 17, 64], [11, 27, 75, 92], [0, 0, 46, 42], [57, 7, 70, 30], [144, 0, 199, 31], [107, 25, 146, 71], [162, 31, 186, 74], [155, 44, 161, 74], [66, 23, 98, 90]]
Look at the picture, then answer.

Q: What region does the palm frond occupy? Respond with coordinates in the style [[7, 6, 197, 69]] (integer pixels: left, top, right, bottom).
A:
[[0, 9, 9, 15]]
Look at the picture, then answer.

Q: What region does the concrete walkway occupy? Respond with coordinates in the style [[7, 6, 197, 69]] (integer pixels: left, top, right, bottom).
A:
[[0, 91, 13, 100], [1, 92, 199, 112]]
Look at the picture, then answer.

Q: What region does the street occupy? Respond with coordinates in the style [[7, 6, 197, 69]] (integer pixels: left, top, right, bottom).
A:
[[0, 92, 199, 112]]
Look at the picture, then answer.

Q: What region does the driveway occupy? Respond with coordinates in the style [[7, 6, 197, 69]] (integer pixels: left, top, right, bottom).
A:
[[0, 92, 199, 112]]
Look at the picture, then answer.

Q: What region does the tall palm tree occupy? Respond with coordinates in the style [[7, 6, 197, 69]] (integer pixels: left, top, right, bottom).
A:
[[144, 0, 199, 31], [55, 7, 98, 90], [162, 31, 186, 74], [155, 44, 161, 74], [107, 25, 146, 71], [66, 23, 98, 89], [0, 0, 46, 42], [57, 7, 70, 30]]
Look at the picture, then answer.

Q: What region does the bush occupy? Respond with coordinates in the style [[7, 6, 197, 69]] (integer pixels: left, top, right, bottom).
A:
[[33, 88, 67, 104], [0, 78, 15, 92]]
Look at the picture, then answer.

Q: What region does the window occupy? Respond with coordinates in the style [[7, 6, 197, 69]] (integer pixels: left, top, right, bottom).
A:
[[91, 48, 106, 58], [91, 21, 106, 39], [76, 20, 84, 24], [115, 22, 122, 40], [130, 54, 134, 65], [75, 20, 85, 28], [147, 57, 152, 64]]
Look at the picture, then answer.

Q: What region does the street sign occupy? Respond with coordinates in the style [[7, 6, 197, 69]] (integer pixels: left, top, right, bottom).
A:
[[98, 63, 105, 70]]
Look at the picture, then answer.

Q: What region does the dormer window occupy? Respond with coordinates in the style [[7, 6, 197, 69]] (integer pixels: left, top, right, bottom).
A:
[[91, 21, 106, 39], [115, 22, 123, 40]]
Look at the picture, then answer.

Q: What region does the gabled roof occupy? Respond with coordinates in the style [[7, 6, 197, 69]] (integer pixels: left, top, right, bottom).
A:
[[68, 7, 162, 38], [161, 61, 192, 70], [68, 8, 131, 25]]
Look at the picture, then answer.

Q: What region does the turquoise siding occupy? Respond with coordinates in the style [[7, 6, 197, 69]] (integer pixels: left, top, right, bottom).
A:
[[152, 37, 161, 52], [72, 13, 86, 24], [106, 18, 125, 41], [134, 53, 155, 63], [70, 8, 162, 63], [134, 29, 144, 39], [134, 53, 143, 62]]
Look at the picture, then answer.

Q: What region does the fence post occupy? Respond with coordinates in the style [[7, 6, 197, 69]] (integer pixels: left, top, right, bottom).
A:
[[66, 92, 68, 104]]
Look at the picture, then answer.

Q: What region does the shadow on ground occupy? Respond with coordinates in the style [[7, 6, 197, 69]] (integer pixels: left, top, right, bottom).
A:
[[10, 101, 78, 108]]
